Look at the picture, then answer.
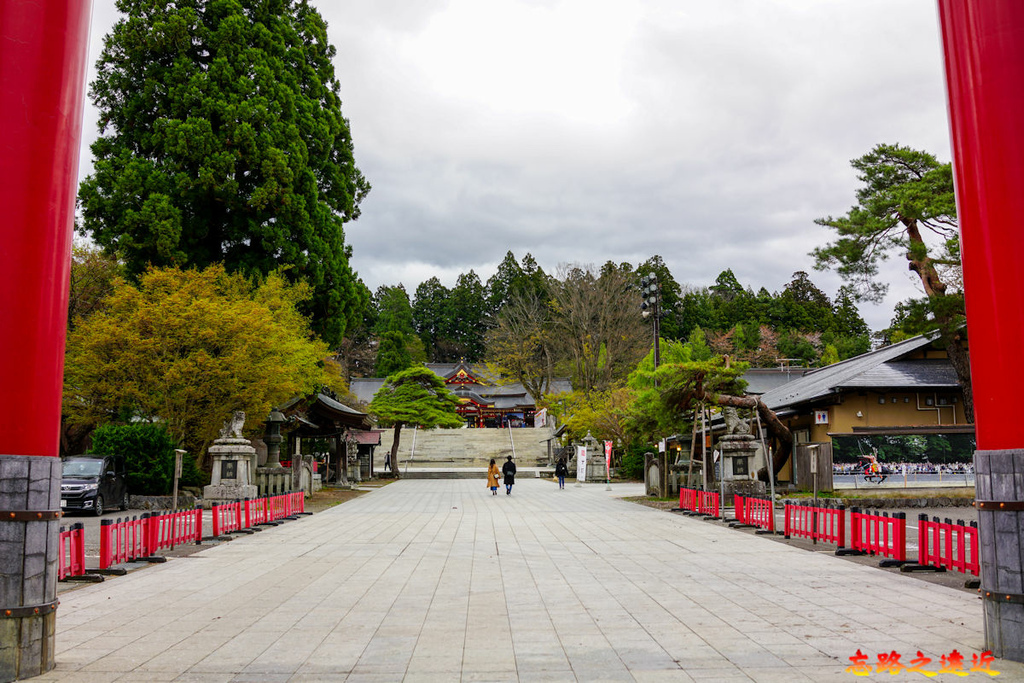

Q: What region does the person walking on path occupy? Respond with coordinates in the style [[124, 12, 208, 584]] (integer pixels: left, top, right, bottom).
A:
[[487, 459, 500, 495], [555, 457, 568, 489], [502, 455, 516, 495]]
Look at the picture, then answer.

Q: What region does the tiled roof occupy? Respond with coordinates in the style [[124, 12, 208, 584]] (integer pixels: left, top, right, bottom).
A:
[[452, 388, 493, 406], [318, 392, 368, 416], [759, 332, 946, 411], [349, 378, 386, 404], [351, 430, 382, 445], [351, 364, 573, 409], [741, 367, 812, 395], [837, 359, 959, 389]]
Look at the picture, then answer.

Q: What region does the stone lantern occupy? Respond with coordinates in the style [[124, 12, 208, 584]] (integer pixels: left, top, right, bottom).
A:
[[582, 431, 605, 482], [264, 409, 286, 468]]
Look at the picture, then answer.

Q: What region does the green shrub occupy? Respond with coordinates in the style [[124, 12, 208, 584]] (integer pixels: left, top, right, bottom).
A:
[[90, 423, 205, 494], [620, 449, 645, 480]]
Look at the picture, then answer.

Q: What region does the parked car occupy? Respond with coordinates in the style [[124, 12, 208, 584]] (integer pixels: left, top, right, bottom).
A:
[[60, 455, 129, 516]]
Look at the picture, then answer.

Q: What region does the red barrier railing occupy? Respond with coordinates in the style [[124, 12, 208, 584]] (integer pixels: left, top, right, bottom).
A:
[[148, 506, 203, 552], [678, 488, 719, 517], [740, 495, 776, 532], [59, 523, 86, 579], [212, 500, 243, 537], [245, 497, 265, 527], [679, 487, 697, 512], [96, 494, 308, 568], [784, 502, 845, 548], [733, 494, 747, 523], [270, 493, 290, 520], [99, 516, 149, 569], [697, 490, 719, 518], [850, 509, 906, 562], [918, 515, 979, 575]]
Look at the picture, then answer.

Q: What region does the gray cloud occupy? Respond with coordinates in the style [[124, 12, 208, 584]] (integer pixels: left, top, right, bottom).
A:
[[81, 0, 953, 330]]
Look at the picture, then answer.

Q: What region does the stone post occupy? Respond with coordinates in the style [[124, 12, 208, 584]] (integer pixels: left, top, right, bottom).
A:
[[938, 0, 1024, 661], [0, 2, 92, 679]]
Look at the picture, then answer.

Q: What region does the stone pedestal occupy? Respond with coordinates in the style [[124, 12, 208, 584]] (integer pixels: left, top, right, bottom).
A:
[[975, 449, 1024, 661], [0, 455, 60, 681], [719, 434, 757, 481], [719, 433, 763, 505], [203, 438, 258, 502]]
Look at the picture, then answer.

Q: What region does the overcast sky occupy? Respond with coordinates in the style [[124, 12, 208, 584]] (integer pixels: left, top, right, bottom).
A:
[[80, 0, 955, 331]]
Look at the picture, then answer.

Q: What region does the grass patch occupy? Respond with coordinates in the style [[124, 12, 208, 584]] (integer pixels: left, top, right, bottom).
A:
[[622, 496, 679, 511], [304, 482, 395, 513]]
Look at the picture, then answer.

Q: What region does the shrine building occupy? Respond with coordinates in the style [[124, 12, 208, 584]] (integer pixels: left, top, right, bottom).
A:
[[350, 360, 572, 428]]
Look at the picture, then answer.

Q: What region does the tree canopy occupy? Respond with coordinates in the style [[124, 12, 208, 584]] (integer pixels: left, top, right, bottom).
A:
[[79, 0, 370, 346], [485, 289, 557, 403], [811, 143, 971, 419], [63, 265, 338, 463], [68, 242, 122, 331], [367, 366, 464, 475]]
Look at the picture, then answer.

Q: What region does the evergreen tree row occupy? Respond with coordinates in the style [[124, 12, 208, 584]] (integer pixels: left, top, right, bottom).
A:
[[351, 251, 872, 378]]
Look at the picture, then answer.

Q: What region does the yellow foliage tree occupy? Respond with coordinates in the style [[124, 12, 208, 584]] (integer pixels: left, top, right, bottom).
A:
[[64, 265, 334, 465]]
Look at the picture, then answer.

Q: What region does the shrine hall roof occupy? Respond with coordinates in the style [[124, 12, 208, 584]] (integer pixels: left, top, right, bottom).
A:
[[349, 364, 572, 408]]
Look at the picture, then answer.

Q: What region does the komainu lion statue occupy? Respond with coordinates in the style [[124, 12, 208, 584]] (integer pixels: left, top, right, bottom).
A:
[[722, 406, 750, 436], [219, 411, 246, 439]]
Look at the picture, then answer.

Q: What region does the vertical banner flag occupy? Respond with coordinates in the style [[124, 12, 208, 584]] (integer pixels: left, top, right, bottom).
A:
[[604, 440, 613, 479], [577, 445, 587, 482]]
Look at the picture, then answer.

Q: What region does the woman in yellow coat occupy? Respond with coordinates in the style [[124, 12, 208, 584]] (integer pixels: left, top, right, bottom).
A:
[[486, 459, 500, 495]]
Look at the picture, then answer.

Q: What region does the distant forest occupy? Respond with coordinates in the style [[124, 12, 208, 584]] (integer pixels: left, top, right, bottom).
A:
[[344, 251, 874, 380]]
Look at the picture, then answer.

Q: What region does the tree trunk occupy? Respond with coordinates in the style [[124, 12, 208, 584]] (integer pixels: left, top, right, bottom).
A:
[[389, 422, 403, 478], [945, 333, 975, 424]]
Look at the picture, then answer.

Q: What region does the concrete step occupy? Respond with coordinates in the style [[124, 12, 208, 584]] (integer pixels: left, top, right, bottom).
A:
[[399, 467, 556, 480], [376, 426, 556, 470]]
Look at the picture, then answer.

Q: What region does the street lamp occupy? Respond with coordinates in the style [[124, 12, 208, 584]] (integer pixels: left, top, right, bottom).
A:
[[640, 273, 661, 370]]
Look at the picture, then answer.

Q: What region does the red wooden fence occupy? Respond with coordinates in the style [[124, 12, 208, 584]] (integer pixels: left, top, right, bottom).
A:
[[784, 502, 845, 548], [58, 523, 86, 579], [917, 514, 979, 576], [735, 495, 775, 532], [99, 516, 148, 570], [849, 509, 906, 562]]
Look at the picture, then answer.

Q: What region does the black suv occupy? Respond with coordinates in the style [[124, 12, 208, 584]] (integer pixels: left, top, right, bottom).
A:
[[60, 455, 129, 516]]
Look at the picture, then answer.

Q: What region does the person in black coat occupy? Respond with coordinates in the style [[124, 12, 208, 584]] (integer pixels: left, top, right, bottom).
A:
[[502, 455, 516, 495], [555, 457, 568, 489]]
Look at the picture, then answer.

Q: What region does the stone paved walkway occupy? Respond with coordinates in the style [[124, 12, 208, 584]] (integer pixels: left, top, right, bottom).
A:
[[39, 479, 1021, 682]]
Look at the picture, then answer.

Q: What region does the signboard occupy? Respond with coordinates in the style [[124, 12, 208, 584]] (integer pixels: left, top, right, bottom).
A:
[[604, 440, 613, 480], [814, 410, 829, 425], [534, 408, 547, 428], [577, 445, 587, 482]]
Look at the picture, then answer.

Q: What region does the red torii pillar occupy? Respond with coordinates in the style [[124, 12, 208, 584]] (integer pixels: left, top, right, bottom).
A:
[[0, 1, 92, 679], [938, 1, 1024, 662]]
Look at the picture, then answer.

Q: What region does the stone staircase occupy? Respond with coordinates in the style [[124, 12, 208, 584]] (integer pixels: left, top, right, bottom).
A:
[[374, 426, 555, 478]]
